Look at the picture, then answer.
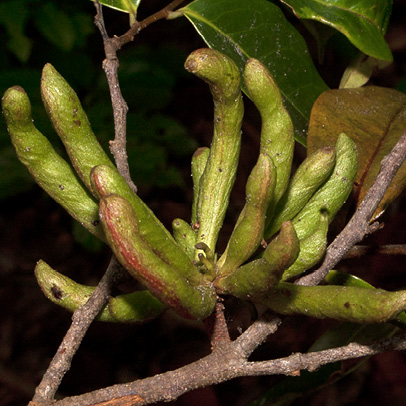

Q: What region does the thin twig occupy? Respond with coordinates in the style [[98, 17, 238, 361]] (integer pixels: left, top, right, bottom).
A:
[[345, 244, 406, 259], [116, 0, 188, 47], [94, 1, 137, 193], [31, 257, 125, 404], [242, 330, 406, 376], [297, 128, 406, 286]]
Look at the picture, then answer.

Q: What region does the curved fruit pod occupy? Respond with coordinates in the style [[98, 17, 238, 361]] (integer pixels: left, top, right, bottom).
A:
[[2, 86, 105, 240], [265, 146, 336, 239], [90, 164, 201, 284], [244, 58, 294, 218], [41, 63, 116, 195], [34, 260, 166, 323], [191, 147, 210, 225], [292, 133, 358, 240], [172, 218, 197, 262], [261, 282, 406, 323], [99, 194, 217, 320], [282, 212, 329, 281], [215, 221, 299, 299], [218, 153, 276, 276], [185, 49, 244, 254]]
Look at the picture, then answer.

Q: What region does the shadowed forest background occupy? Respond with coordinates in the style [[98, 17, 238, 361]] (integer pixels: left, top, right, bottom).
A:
[[1, 0, 406, 405]]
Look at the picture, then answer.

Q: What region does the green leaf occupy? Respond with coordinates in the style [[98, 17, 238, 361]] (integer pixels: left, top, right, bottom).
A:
[[181, 0, 328, 145], [281, 0, 393, 61], [307, 86, 406, 221], [325, 269, 374, 289], [89, 0, 141, 16]]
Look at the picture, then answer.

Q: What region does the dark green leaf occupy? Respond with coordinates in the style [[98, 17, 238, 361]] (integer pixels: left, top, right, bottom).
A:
[[182, 0, 328, 144], [281, 0, 393, 61], [325, 270, 374, 289]]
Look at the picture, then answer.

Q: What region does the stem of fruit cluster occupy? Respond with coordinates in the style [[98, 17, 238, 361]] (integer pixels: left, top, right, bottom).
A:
[[93, 1, 137, 193]]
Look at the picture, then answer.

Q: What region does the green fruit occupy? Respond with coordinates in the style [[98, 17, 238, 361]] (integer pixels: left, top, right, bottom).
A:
[[34, 260, 166, 323], [90, 164, 200, 282], [265, 146, 336, 239], [2, 86, 105, 240], [292, 133, 358, 239], [262, 282, 406, 323], [99, 194, 217, 320], [41, 63, 116, 196], [185, 48, 244, 254], [215, 221, 299, 298], [191, 147, 210, 225], [282, 212, 329, 281], [218, 153, 276, 276], [244, 58, 295, 219], [172, 218, 197, 261]]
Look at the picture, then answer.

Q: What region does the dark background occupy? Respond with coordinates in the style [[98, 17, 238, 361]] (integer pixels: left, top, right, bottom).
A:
[[1, 0, 406, 405]]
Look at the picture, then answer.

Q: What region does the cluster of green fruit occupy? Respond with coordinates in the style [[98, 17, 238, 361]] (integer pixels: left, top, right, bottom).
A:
[[3, 48, 406, 324]]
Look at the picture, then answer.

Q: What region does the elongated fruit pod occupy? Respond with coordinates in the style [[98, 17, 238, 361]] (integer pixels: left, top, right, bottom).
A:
[[292, 133, 358, 239], [34, 260, 166, 323], [244, 58, 294, 216], [215, 221, 299, 298], [91, 164, 201, 283], [172, 218, 197, 261], [281, 212, 328, 281], [261, 282, 406, 323], [217, 153, 276, 276], [191, 147, 210, 225], [185, 49, 244, 254], [265, 146, 336, 239], [325, 270, 406, 326], [41, 63, 116, 195], [99, 194, 217, 320], [2, 86, 105, 240]]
